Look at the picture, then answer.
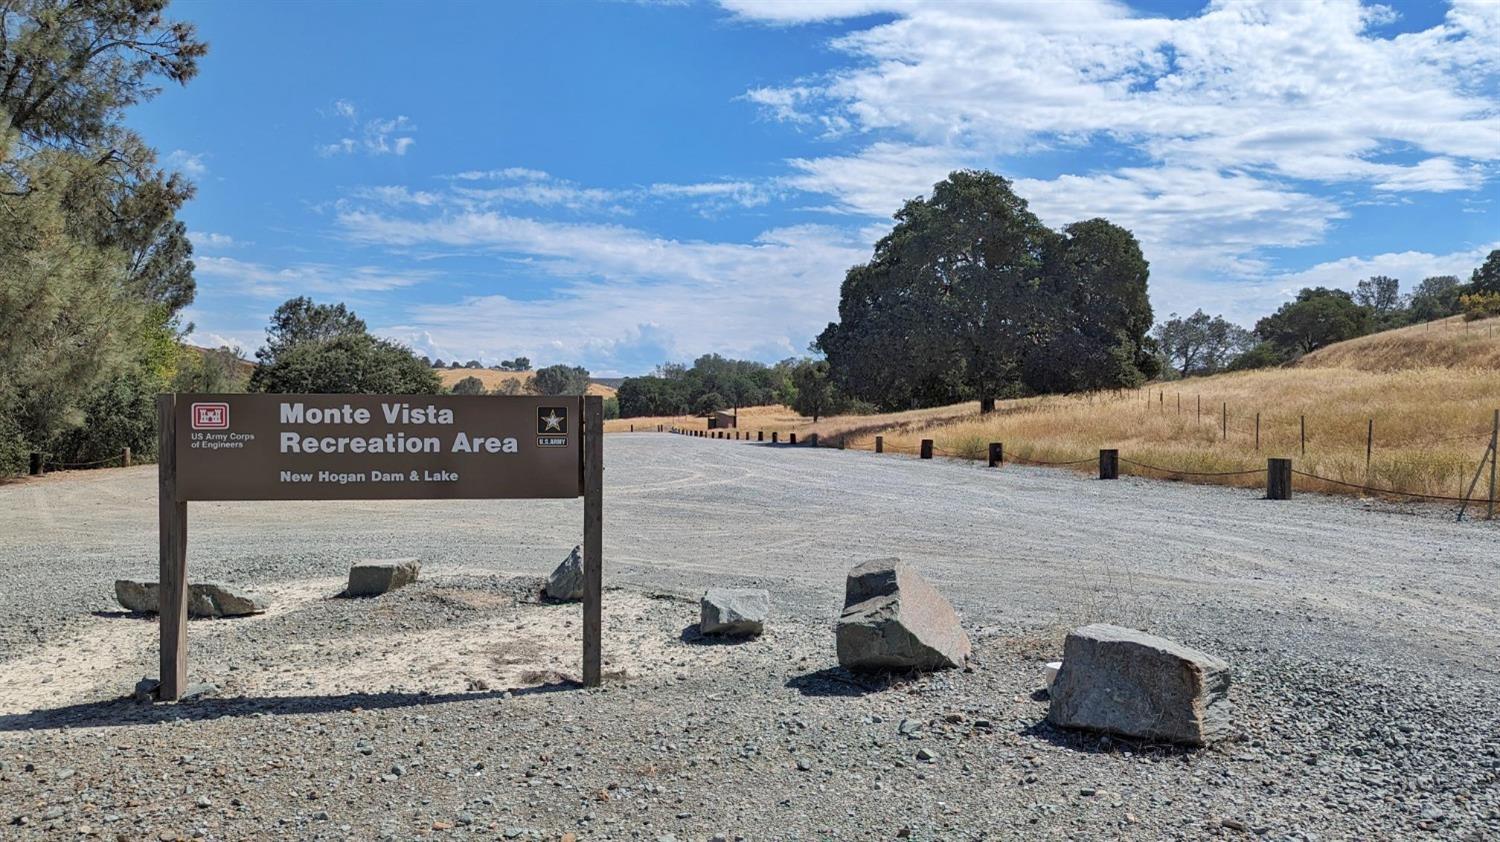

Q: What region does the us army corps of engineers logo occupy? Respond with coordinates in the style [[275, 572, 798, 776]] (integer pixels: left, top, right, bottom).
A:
[[537, 406, 569, 447]]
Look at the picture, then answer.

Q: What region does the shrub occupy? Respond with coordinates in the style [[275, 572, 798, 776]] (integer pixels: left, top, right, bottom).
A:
[[1459, 292, 1500, 321]]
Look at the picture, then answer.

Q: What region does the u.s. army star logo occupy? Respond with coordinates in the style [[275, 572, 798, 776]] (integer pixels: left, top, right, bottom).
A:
[[538, 406, 569, 435]]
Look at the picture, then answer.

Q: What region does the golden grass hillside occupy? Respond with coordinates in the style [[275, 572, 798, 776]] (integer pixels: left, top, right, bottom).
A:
[[624, 315, 1500, 503], [1298, 314, 1500, 371], [435, 368, 617, 398]]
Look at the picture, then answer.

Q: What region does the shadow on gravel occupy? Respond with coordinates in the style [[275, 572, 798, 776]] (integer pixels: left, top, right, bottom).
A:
[[785, 667, 889, 698], [1019, 718, 1197, 757], [678, 624, 760, 646], [0, 682, 577, 733]]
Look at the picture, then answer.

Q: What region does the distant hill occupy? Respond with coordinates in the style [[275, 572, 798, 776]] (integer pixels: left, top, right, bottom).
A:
[[185, 345, 255, 378], [1296, 314, 1500, 371], [434, 368, 618, 398]]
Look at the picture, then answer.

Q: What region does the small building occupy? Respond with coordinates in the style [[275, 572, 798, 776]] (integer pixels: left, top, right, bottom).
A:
[[708, 409, 737, 429]]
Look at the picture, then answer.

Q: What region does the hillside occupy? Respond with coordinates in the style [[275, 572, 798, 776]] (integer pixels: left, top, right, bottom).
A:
[[433, 368, 618, 398], [1297, 314, 1500, 371], [626, 317, 1500, 503]]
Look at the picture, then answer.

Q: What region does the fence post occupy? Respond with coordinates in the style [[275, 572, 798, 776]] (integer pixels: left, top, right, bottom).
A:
[[771, 432, 778, 443], [1255, 413, 1260, 451], [1267, 458, 1292, 499], [630, 424, 634, 433], [838, 437, 845, 450], [758, 431, 764, 442], [809, 433, 818, 447], [123, 447, 132, 467], [789, 433, 797, 445], [1300, 415, 1306, 456], [29, 452, 44, 476], [1221, 402, 1227, 441], [1366, 418, 1374, 483], [988, 442, 1003, 468], [1098, 449, 1118, 480], [1490, 410, 1499, 520], [920, 439, 933, 459], [875, 435, 884, 453]]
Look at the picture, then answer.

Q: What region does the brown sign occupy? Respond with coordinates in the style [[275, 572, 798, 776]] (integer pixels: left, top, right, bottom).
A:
[[173, 394, 583, 501]]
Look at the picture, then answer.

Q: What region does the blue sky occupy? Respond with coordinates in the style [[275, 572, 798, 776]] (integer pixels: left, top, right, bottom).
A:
[[135, 0, 1500, 376]]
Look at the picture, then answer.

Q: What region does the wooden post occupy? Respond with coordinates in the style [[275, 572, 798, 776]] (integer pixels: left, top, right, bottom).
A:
[[838, 437, 845, 450], [1177, 394, 1181, 415], [1267, 458, 1292, 500], [809, 433, 819, 447], [1221, 402, 1227, 441], [1366, 418, 1374, 483], [29, 452, 43, 476], [1098, 449, 1118, 480], [582, 395, 604, 687], [771, 432, 778, 443], [1300, 415, 1306, 456], [123, 446, 132, 467], [156, 395, 188, 701], [1197, 395, 1201, 424], [875, 435, 884, 453], [630, 424, 634, 433], [789, 433, 797, 445], [758, 431, 764, 442], [1255, 413, 1260, 451], [1489, 410, 1499, 521], [920, 439, 933, 459], [988, 442, 1002, 468]]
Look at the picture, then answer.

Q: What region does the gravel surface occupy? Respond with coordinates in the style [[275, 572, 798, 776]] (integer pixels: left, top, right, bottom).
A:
[[2, 433, 1498, 840]]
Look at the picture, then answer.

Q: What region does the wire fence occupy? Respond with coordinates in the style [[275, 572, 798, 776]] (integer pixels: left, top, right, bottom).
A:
[[666, 416, 1500, 523]]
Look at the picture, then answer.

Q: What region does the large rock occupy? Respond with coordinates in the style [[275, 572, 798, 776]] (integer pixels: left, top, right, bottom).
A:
[[346, 559, 421, 597], [835, 558, 971, 672], [544, 546, 585, 602], [700, 588, 769, 636], [114, 580, 267, 618], [1046, 623, 1232, 747]]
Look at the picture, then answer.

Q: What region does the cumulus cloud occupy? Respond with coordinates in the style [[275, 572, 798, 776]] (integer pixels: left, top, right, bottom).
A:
[[165, 149, 208, 177], [723, 0, 1500, 323]]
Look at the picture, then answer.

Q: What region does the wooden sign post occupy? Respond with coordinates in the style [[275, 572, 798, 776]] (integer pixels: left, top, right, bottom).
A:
[[155, 393, 603, 701]]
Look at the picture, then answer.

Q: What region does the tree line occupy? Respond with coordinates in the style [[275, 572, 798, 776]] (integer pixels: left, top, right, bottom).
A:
[[1155, 256, 1498, 378]]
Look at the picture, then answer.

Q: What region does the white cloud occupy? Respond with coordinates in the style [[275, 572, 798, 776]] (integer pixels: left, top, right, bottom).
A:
[[189, 231, 239, 249], [318, 101, 418, 157], [336, 207, 869, 365], [723, 0, 1500, 323], [165, 149, 208, 177], [194, 256, 434, 298]]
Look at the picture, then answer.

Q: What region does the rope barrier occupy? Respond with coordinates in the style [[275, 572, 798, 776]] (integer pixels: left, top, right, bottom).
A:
[[1119, 458, 1266, 478], [43, 454, 125, 469], [1290, 469, 1477, 503], [1007, 453, 1095, 466]]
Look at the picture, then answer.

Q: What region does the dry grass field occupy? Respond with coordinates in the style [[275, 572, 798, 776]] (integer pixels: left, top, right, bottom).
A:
[[625, 315, 1500, 502], [434, 368, 618, 398]]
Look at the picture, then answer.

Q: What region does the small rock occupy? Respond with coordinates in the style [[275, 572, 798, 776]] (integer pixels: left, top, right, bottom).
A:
[[114, 581, 267, 617], [179, 682, 218, 702], [915, 748, 937, 763], [699, 588, 769, 637], [132, 677, 160, 702], [346, 559, 420, 597], [544, 546, 585, 601]]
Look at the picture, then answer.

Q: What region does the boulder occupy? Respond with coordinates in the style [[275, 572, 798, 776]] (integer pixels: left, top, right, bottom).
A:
[[114, 581, 267, 618], [544, 546, 585, 602], [835, 558, 971, 672], [115, 580, 158, 613], [699, 588, 769, 636], [1046, 623, 1232, 747], [346, 559, 421, 597]]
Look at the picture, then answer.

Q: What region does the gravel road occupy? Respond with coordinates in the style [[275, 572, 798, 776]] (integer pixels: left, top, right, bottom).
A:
[[2, 433, 1498, 840]]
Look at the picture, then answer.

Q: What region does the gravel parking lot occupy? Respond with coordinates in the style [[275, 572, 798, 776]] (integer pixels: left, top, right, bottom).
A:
[[2, 433, 1498, 840]]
